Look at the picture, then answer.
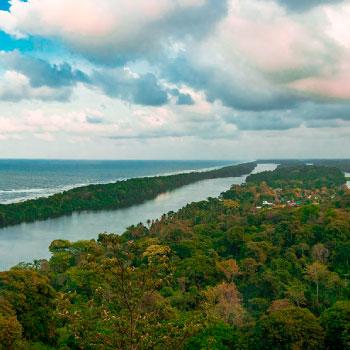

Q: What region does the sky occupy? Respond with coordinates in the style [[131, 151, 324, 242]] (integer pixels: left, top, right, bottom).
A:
[[0, 0, 349, 160]]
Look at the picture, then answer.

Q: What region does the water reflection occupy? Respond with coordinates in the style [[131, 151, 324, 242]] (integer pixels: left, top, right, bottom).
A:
[[0, 164, 277, 269]]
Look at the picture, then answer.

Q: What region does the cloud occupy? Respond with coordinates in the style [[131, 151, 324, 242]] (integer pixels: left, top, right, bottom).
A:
[[2, 0, 349, 109], [86, 115, 105, 124], [0, 52, 171, 106], [275, 0, 344, 12], [132, 74, 169, 106], [160, 0, 350, 114], [163, 56, 304, 111], [176, 93, 194, 105], [230, 113, 301, 131], [298, 102, 350, 121], [34, 132, 54, 141], [304, 119, 340, 128], [0, 0, 228, 64], [0, 51, 89, 101], [0, 70, 72, 101], [224, 100, 350, 131], [93, 70, 169, 106], [0, 0, 350, 159], [0, 51, 89, 88], [0, 108, 119, 139]]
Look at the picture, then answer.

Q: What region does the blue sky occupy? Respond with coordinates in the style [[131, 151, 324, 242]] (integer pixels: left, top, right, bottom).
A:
[[0, 0, 349, 159], [0, 31, 33, 51], [0, 1, 10, 11]]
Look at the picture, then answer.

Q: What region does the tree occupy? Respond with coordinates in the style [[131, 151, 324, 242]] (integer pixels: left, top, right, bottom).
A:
[[311, 244, 329, 264], [332, 242, 350, 274], [320, 301, 350, 350], [0, 165, 349, 349], [285, 281, 307, 307], [55, 236, 196, 350], [268, 299, 292, 313], [95, 240, 173, 350], [184, 322, 241, 350], [299, 205, 320, 223], [0, 269, 57, 343], [0, 314, 23, 350], [203, 282, 246, 327], [305, 262, 340, 306], [255, 307, 325, 350], [216, 259, 240, 282]]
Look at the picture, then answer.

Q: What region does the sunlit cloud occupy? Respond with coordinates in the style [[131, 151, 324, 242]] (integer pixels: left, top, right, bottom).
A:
[[0, 0, 349, 158]]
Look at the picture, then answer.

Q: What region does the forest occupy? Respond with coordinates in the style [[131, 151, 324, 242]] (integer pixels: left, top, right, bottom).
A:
[[257, 159, 350, 172], [246, 165, 346, 189], [0, 162, 256, 228], [0, 164, 349, 349]]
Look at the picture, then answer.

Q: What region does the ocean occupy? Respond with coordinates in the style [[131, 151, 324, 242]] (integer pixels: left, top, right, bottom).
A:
[[0, 159, 238, 204], [0, 163, 277, 269]]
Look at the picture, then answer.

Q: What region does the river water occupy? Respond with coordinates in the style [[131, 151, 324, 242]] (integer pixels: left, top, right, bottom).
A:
[[346, 173, 350, 189], [0, 164, 276, 270], [0, 159, 237, 204]]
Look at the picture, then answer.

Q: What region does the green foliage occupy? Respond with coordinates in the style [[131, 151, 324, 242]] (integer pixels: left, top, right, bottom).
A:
[[0, 269, 57, 343], [1, 165, 350, 349], [0, 314, 22, 350], [184, 322, 240, 350], [255, 307, 325, 350], [0, 162, 256, 228], [247, 165, 345, 189], [257, 159, 350, 172], [320, 301, 350, 350]]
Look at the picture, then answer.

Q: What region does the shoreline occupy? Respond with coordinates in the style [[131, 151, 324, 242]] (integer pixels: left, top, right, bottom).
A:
[[0, 160, 243, 205], [0, 163, 276, 270], [0, 162, 257, 229]]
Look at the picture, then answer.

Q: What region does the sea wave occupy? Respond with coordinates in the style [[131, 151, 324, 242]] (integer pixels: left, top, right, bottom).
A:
[[0, 161, 249, 204], [0, 188, 48, 194], [0, 183, 91, 204]]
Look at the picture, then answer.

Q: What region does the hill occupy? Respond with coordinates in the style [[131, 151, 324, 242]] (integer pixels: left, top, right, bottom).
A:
[[0, 165, 349, 350]]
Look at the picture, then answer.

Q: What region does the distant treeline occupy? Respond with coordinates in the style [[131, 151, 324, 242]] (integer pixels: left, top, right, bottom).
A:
[[1, 164, 350, 350], [258, 159, 350, 172], [247, 165, 346, 189], [312, 160, 350, 172], [0, 162, 256, 228]]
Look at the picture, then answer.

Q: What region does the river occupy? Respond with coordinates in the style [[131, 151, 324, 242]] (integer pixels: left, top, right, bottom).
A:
[[346, 173, 350, 189], [0, 164, 276, 270]]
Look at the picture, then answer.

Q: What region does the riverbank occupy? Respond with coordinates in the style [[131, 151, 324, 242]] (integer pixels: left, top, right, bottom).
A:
[[1, 164, 348, 350], [0, 162, 256, 228], [0, 163, 276, 269], [0, 159, 238, 204]]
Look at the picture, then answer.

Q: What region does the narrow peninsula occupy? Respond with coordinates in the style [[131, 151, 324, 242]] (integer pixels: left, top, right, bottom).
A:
[[0, 162, 256, 228], [1, 165, 349, 350]]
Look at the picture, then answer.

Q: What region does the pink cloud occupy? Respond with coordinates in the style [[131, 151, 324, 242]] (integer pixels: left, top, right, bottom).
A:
[[291, 75, 350, 99], [0, 0, 207, 59], [290, 51, 350, 99]]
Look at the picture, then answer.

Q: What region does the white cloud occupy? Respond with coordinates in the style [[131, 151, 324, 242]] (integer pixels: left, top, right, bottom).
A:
[[34, 132, 55, 141], [0, 70, 72, 101], [0, 0, 225, 63], [0, 0, 350, 158]]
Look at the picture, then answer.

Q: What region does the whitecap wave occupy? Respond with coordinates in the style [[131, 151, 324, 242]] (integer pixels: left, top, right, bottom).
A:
[[0, 183, 91, 204], [0, 188, 47, 194], [0, 162, 248, 204]]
